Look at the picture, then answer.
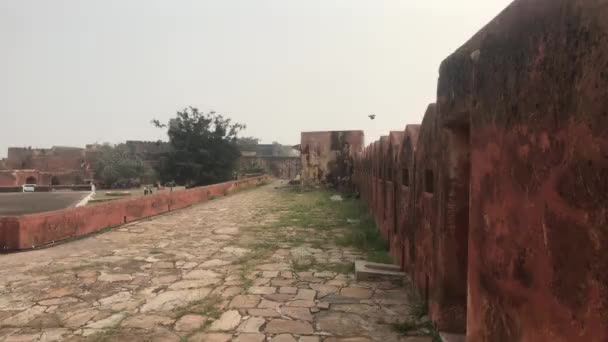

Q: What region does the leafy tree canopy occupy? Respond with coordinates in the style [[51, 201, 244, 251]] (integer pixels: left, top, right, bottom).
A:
[[272, 141, 299, 157], [152, 107, 245, 187], [237, 136, 260, 152], [94, 143, 145, 187]]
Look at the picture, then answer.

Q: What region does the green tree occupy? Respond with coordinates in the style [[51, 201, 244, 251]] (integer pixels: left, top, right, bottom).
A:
[[272, 141, 298, 157], [152, 107, 245, 187], [237, 136, 260, 152], [94, 144, 145, 187]]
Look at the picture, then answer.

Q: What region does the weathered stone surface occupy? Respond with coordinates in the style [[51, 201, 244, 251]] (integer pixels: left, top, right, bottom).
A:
[[237, 316, 265, 333], [234, 333, 266, 342], [153, 261, 174, 269], [39, 328, 69, 341], [317, 302, 330, 310], [340, 287, 372, 299], [189, 333, 232, 342], [279, 287, 298, 294], [294, 289, 316, 301], [141, 288, 212, 312], [98, 273, 132, 282], [229, 295, 261, 309], [280, 307, 313, 321], [98, 291, 132, 306], [200, 259, 232, 268], [324, 338, 372, 342], [175, 314, 207, 332], [61, 309, 99, 328], [258, 299, 281, 309], [265, 319, 314, 334], [213, 227, 239, 235], [4, 333, 42, 341], [263, 294, 294, 302], [313, 271, 334, 278], [183, 269, 222, 280], [286, 300, 316, 308], [222, 286, 243, 297], [316, 312, 371, 335], [299, 336, 320, 342], [121, 314, 174, 329], [0, 182, 418, 341], [85, 313, 126, 329], [169, 278, 221, 290], [330, 304, 378, 316], [272, 334, 297, 342], [151, 275, 180, 284], [262, 271, 279, 278], [326, 279, 348, 287], [322, 294, 360, 304], [1, 306, 46, 326], [256, 263, 290, 271], [247, 308, 281, 317], [38, 296, 79, 306], [248, 286, 276, 295], [271, 279, 295, 287], [310, 284, 339, 297], [209, 310, 242, 331]]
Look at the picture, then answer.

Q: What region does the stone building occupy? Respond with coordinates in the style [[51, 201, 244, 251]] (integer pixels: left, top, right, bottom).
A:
[[300, 131, 364, 191], [0, 146, 93, 186]]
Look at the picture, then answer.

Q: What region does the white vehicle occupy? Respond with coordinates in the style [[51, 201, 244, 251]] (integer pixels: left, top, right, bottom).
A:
[[22, 184, 36, 192]]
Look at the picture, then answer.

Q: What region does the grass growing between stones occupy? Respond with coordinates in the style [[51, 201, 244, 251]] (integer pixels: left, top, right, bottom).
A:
[[274, 187, 391, 264], [174, 294, 223, 320], [389, 281, 441, 342]]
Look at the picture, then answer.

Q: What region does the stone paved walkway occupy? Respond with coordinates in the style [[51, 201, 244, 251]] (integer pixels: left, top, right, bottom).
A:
[[0, 183, 427, 342]]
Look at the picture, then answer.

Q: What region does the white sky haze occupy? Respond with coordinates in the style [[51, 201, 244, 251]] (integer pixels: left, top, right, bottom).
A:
[[0, 0, 513, 157]]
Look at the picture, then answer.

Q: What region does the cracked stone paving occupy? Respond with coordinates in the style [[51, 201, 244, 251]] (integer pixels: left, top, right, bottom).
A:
[[0, 183, 428, 342]]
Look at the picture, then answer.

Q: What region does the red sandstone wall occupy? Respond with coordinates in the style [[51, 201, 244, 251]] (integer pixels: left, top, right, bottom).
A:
[[6, 147, 84, 172], [371, 141, 380, 227], [347, 0, 608, 340], [396, 125, 420, 272], [386, 132, 404, 263], [0, 172, 17, 187], [411, 104, 446, 328], [0, 176, 267, 251], [300, 131, 364, 191], [434, 0, 608, 340], [238, 156, 301, 180]]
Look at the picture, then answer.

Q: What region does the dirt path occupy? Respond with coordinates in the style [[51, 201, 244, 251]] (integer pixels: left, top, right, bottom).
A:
[[0, 183, 426, 342]]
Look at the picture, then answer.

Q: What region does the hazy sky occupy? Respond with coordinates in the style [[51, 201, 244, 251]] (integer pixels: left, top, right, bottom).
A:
[[0, 0, 512, 158]]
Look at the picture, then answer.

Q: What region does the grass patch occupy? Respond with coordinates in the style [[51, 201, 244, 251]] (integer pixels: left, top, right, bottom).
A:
[[410, 296, 429, 319], [322, 262, 355, 274], [234, 240, 277, 289], [174, 295, 223, 320], [256, 180, 270, 187], [273, 188, 391, 264], [91, 327, 121, 342], [389, 283, 441, 342], [391, 320, 442, 342], [291, 255, 317, 272]]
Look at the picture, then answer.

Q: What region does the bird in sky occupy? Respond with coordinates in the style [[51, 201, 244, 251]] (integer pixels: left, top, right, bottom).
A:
[[368, 113, 376, 120]]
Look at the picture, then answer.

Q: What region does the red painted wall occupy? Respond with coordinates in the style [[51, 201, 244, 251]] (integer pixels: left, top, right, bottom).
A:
[[434, 0, 608, 340], [396, 125, 420, 273], [0, 176, 267, 251], [300, 131, 364, 190], [386, 131, 404, 263], [349, 0, 608, 340]]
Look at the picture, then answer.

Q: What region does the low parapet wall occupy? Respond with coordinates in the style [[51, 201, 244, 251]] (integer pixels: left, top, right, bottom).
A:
[[0, 176, 268, 251]]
